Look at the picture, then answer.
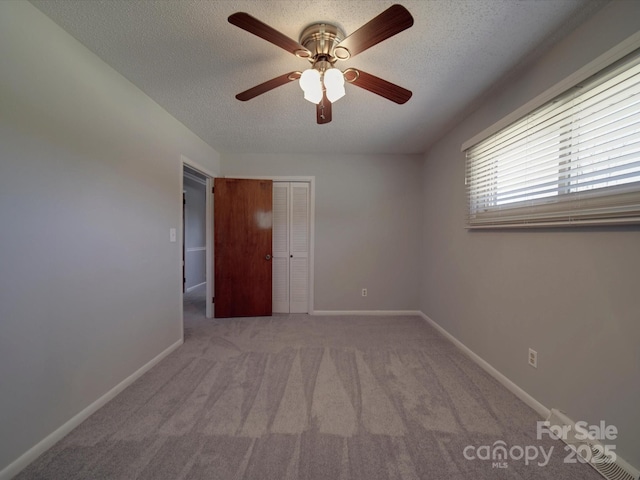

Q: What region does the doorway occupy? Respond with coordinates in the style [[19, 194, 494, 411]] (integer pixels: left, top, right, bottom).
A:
[[181, 156, 216, 333], [183, 166, 207, 318], [211, 175, 315, 316], [229, 176, 315, 314]]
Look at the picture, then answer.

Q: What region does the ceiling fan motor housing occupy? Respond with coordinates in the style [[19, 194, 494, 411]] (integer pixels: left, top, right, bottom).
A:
[[298, 23, 348, 64]]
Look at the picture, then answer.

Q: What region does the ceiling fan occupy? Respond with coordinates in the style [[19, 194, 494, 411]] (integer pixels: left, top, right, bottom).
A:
[[228, 4, 414, 124]]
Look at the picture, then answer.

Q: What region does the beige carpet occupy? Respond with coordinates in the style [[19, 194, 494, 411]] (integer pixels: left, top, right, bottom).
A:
[[16, 292, 601, 479]]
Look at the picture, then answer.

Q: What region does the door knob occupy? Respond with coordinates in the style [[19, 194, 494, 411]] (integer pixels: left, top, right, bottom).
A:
[[265, 254, 271, 260]]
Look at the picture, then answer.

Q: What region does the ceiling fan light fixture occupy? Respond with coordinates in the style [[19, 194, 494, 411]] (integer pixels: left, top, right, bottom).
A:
[[324, 68, 345, 103], [229, 4, 414, 122], [300, 68, 322, 104], [304, 88, 323, 104]]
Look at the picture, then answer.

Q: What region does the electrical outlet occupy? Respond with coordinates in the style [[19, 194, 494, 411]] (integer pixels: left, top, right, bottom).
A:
[[528, 348, 538, 368], [362, 288, 367, 297]]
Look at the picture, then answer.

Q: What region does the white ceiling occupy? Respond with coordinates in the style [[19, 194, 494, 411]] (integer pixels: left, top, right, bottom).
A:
[[30, 0, 606, 155]]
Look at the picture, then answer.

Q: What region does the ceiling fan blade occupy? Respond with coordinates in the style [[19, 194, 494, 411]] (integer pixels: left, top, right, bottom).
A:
[[316, 93, 332, 124], [236, 72, 301, 101], [228, 12, 311, 58], [344, 68, 412, 104], [333, 4, 413, 60]]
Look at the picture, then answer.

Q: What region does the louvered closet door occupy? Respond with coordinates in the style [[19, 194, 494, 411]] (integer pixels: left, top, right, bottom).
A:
[[272, 182, 310, 313], [272, 183, 290, 313], [289, 182, 309, 313]]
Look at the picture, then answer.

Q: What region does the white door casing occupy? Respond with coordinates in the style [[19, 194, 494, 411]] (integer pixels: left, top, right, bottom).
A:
[[180, 155, 218, 319]]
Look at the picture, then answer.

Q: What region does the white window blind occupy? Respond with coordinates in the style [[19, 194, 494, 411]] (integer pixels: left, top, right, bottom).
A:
[[465, 49, 640, 228]]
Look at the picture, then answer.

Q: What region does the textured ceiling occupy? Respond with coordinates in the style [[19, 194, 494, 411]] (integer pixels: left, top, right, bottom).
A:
[[30, 0, 606, 155]]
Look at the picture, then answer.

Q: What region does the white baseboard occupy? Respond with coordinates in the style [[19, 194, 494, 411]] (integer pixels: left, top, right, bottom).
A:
[[311, 310, 423, 316], [417, 312, 550, 419], [0, 338, 184, 480], [185, 281, 206, 293]]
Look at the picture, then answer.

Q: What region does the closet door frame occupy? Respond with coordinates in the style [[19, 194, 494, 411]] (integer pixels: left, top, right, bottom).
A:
[[227, 176, 315, 314]]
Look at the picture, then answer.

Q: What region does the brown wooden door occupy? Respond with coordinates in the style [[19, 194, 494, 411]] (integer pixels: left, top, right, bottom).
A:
[[214, 178, 273, 318]]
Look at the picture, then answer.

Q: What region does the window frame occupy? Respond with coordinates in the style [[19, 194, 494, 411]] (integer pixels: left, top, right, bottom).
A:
[[462, 32, 640, 229]]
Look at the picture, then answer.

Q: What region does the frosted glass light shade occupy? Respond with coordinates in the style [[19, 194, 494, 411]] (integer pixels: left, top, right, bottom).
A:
[[304, 89, 323, 104], [299, 69, 322, 104], [324, 68, 345, 103]]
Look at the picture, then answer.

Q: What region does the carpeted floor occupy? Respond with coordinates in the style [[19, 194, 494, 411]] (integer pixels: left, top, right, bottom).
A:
[[16, 289, 602, 479]]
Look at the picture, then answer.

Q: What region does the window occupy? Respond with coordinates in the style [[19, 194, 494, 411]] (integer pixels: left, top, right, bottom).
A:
[[464, 48, 640, 228]]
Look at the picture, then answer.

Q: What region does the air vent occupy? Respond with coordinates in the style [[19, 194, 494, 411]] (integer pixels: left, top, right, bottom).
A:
[[546, 409, 639, 480]]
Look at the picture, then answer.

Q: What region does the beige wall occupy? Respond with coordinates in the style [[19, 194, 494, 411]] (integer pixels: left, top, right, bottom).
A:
[[222, 153, 423, 311], [0, 1, 219, 472], [420, 1, 640, 468]]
